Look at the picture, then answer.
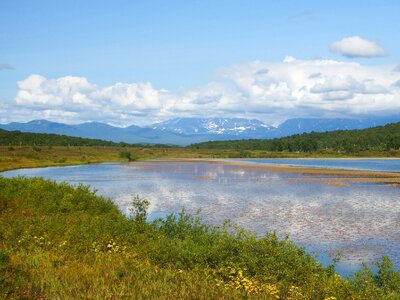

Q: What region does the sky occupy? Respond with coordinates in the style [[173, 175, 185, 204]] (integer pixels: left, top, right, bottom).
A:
[[0, 0, 399, 126]]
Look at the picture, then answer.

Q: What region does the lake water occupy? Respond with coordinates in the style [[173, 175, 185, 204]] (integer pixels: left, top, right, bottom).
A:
[[2, 159, 400, 276], [235, 158, 400, 172]]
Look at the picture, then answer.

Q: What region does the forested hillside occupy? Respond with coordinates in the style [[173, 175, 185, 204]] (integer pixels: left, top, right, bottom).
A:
[[190, 122, 400, 153], [0, 129, 125, 147]]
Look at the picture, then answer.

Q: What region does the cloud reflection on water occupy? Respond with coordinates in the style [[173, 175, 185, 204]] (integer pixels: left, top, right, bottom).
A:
[[3, 160, 400, 275]]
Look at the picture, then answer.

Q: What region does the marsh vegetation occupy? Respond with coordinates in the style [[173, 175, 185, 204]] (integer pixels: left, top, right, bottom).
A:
[[1, 177, 400, 299]]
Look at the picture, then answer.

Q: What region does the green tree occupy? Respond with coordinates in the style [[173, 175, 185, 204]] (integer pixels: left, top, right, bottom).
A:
[[129, 195, 150, 223]]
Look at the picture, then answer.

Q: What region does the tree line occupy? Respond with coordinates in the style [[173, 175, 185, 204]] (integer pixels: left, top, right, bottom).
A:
[[0, 129, 132, 147], [190, 122, 400, 153]]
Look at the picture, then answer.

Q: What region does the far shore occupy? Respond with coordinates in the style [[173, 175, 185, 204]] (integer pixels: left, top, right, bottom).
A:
[[2, 144, 400, 186]]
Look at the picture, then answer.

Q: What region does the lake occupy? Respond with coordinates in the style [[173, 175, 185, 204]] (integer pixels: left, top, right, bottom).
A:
[[2, 158, 400, 276], [235, 158, 400, 172]]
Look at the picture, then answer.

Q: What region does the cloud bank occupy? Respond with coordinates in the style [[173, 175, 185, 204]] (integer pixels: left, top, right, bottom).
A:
[[330, 36, 386, 58], [3, 57, 400, 126]]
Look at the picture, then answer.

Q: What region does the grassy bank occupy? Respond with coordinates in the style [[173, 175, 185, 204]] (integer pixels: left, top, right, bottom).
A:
[[2, 145, 399, 173], [0, 145, 236, 172], [1, 177, 400, 299]]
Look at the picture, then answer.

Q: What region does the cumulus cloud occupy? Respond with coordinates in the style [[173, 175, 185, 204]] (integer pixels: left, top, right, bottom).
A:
[[330, 36, 386, 58], [13, 74, 168, 124], [6, 57, 400, 126], [0, 63, 14, 70]]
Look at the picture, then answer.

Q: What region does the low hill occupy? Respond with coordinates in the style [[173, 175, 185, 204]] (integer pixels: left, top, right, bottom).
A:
[[0, 128, 127, 147], [190, 122, 400, 153]]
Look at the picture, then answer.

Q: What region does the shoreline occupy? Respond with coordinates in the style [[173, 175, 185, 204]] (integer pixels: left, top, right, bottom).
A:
[[123, 158, 400, 186], [129, 157, 400, 174], [3, 157, 400, 186]]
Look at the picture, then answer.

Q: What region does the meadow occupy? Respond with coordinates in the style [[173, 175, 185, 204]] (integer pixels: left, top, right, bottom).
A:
[[1, 145, 399, 174], [0, 145, 234, 172]]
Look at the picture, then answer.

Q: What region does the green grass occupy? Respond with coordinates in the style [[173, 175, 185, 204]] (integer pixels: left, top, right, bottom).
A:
[[0, 145, 245, 172], [1, 177, 400, 299]]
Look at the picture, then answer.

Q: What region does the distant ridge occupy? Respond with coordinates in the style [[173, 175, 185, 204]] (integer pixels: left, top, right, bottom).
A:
[[0, 128, 175, 148], [1, 116, 399, 146], [0, 128, 127, 147]]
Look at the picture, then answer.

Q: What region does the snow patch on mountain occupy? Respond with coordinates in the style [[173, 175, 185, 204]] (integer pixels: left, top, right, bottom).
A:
[[151, 118, 275, 136]]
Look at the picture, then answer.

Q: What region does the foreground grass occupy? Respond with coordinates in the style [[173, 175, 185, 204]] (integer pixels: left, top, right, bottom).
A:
[[1, 145, 399, 173], [1, 177, 400, 299]]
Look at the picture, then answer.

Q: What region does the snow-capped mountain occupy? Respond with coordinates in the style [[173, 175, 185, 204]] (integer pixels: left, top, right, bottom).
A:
[[1, 116, 400, 146], [151, 117, 274, 136]]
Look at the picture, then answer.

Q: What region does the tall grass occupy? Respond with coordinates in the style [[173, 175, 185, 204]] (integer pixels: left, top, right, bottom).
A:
[[1, 177, 400, 299]]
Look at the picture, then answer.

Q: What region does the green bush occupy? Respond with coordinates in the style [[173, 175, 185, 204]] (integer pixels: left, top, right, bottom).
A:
[[129, 195, 150, 223], [119, 151, 138, 161]]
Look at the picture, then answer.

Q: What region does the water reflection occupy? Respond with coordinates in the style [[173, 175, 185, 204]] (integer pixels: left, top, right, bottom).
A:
[[236, 158, 400, 172], [2, 160, 400, 275]]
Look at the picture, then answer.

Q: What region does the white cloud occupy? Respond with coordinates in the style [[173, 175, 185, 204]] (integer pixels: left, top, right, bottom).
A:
[[96, 82, 161, 109], [5, 57, 400, 126], [330, 36, 386, 58], [16, 75, 95, 107], [14, 75, 167, 124]]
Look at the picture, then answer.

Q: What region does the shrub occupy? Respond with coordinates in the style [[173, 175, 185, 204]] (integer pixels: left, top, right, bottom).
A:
[[119, 151, 137, 161], [129, 195, 150, 223]]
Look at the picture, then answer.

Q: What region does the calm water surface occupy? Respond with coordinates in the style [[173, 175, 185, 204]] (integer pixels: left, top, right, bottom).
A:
[[2, 159, 400, 275], [235, 158, 400, 172]]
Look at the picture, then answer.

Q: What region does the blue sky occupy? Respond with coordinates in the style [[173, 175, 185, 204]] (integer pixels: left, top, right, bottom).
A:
[[1, 0, 399, 125]]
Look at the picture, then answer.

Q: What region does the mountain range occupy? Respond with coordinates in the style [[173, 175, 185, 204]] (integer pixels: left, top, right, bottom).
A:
[[1, 116, 399, 146]]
